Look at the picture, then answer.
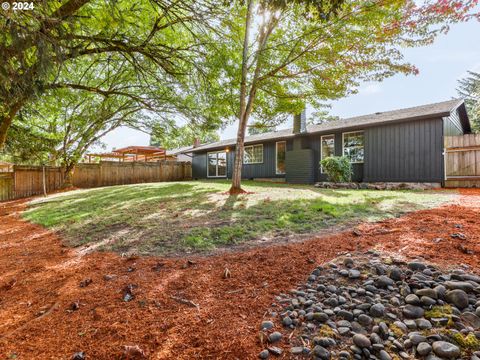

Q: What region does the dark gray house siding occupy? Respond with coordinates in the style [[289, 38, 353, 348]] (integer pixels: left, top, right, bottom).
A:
[[308, 133, 363, 183], [188, 100, 471, 185], [285, 149, 315, 184], [363, 117, 444, 183], [191, 117, 445, 183], [192, 141, 289, 180], [230, 141, 286, 179], [192, 152, 207, 179], [443, 109, 464, 136]]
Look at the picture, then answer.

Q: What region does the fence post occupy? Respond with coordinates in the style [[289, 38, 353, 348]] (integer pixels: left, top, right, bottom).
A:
[[42, 166, 47, 197]]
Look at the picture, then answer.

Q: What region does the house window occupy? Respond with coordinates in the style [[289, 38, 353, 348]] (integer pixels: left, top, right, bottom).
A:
[[320, 135, 335, 173], [207, 151, 227, 177], [276, 141, 286, 175], [343, 131, 364, 163], [244, 144, 263, 164]]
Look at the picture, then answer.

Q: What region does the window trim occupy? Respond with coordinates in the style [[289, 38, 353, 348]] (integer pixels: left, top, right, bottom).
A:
[[244, 144, 264, 164], [320, 134, 335, 174], [275, 141, 286, 175], [342, 130, 365, 164], [207, 150, 227, 178]]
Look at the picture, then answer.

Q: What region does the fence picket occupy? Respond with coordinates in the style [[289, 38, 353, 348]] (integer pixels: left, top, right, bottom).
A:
[[444, 135, 480, 188]]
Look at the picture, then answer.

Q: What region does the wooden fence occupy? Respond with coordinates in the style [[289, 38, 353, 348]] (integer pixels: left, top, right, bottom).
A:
[[0, 173, 14, 201], [0, 161, 192, 202], [72, 161, 191, 188], [445, 134, 480, 188]]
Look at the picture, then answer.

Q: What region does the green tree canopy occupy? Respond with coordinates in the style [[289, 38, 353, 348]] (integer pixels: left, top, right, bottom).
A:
[[457, 71, 480, 132], [0, 0, 224, 148], [208, 0, 478, 192], [150, 121, 220, 149]]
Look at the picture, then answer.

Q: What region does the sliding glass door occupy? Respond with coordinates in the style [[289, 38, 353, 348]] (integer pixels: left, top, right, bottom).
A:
[[207, 151, 227, 178]]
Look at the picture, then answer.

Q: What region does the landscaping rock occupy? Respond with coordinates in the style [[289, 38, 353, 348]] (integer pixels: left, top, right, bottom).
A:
[[268, 332, 282, 343], [262, 253, 480, 360], [313, 345, 331, 359], [408, 262, 427, 271], [389, 267, 403, 281], [417, 342, 432, 356], [290, 346, 304, 355], [432, 341, 461, 359], [376, 275, 394, 288], [352, 334, 371, 348], [259, 349, 269, 359], [403, 305, 425, 319], [348, 269, 361, 279], [261, 321, 274, 330], [370, 303, 385, 318], [446, 289, 469, 309]]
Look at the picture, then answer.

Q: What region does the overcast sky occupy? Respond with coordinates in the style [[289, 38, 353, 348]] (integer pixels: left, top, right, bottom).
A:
[[93, 18, 480, 152]]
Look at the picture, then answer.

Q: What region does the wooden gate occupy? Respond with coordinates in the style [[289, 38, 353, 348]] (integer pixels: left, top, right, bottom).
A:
[[444, 134, 480, 188]]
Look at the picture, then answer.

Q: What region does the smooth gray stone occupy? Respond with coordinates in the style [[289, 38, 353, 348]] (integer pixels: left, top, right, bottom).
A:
[[353, 334, 371, 348], [417, 342, 432, 356], [432, 341, 461, 359], [446, 289, 469, 309]]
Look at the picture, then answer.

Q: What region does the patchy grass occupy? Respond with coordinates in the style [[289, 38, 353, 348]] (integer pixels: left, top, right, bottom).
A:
[[23, 180, 455, 255]]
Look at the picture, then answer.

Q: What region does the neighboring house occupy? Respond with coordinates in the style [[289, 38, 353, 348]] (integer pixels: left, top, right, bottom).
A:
[[166, 145, 194, 162], [183, 99, 471, 186], [0, 161, 13, 172]]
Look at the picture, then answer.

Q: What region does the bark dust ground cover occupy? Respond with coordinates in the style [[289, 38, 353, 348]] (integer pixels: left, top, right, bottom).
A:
[[0, 186, 478, 359]]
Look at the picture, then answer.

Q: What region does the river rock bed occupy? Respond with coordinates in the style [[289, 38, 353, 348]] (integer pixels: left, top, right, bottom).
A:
[[259, 252, 480, 359]]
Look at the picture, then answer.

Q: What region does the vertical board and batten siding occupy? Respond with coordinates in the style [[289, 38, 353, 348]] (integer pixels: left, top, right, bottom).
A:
[[443, 109, 464, 136], [191, 116, 454, 184], [237, 142, 286, 179], [363, 118, 444, 183], [192, 153, 207, 179], [193, 141, 290, 180], [309, 133, 363, 183]]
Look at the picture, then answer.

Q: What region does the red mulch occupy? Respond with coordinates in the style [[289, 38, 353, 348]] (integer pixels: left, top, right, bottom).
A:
[[0, 190, 479, 359]]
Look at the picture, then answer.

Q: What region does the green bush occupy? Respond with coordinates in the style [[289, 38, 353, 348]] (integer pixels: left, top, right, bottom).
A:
[[320, 156, 352, 183]]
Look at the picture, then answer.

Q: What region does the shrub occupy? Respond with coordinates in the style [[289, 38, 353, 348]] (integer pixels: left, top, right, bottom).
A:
[[320, 156, 352, 183]]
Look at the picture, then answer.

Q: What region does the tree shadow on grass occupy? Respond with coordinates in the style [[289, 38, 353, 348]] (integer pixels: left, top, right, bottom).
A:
[[23, 182, 443, 256]]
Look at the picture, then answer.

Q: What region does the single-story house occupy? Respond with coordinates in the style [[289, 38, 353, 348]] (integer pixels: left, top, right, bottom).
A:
[[184, 99, 471, 186], [166, 145, 194, 162]]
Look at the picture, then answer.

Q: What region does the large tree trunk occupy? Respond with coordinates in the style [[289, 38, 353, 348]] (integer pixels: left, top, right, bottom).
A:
[[62, 162, 76, 188], [229, 0, 254, 194], [230, 112, 249, 193], [0, 102, 23, 149]]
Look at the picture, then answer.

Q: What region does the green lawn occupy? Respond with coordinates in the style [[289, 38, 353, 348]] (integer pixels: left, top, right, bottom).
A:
[[23, 180, 456, 255]]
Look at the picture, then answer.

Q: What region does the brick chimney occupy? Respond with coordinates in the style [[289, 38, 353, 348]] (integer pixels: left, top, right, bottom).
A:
[[293, 109, 307, 134], [193, 138, 201, 148]]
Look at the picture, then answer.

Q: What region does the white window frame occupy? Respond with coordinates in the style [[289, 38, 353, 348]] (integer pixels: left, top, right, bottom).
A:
[[320, 134, 335, 173], [244, 144, 264, 164], [207, 151, 227, 178], [342, 130, 365, 164], [275, 141, 286, 175]]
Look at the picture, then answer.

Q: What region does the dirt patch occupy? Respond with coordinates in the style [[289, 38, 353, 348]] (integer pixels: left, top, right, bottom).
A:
[[0, 191, 479, 359]]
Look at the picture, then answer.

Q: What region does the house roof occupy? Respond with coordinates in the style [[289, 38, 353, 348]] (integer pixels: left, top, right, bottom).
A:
[[114, 146, 166, 155], [186, 99, 469, 153], [166, 145, 194, 156]]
